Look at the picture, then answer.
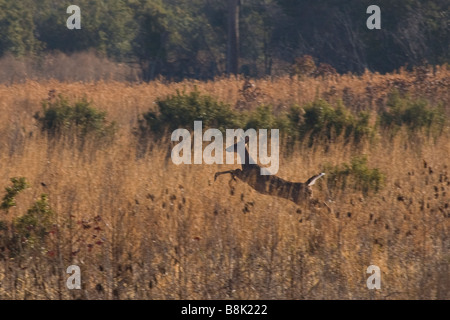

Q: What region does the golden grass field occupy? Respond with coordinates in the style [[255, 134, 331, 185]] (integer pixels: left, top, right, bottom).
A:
[[0, 66, 448, 299]]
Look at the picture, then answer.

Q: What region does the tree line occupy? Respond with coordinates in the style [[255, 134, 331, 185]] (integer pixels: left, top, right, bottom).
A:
[[0, 0, 448, 80]]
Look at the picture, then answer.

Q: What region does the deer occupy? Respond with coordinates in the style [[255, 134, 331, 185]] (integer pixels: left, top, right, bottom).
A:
[[214, 136, 325, 205]]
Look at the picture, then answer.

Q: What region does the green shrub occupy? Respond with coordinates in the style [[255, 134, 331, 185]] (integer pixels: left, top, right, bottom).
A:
[[287, 99, 372, 145], [244, 101, 372, 146], [140, 89, 243, 135], [245, 105, 291, 133], [138, 91, 374, 155], [324, 155, 385, 195], [380, 90, 446, 136], [14, 194, 54, 249], [0, 179, 55, 256], [0, 177, 29, 257], [34, 95, 116, 144], [0, 177, 29, 212]]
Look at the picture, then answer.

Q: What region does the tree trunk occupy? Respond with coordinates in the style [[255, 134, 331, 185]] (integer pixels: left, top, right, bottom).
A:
[[227, 0, 240, 75]]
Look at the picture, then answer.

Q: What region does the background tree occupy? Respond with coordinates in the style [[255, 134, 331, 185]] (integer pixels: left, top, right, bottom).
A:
[[34, 0, 136, 59], [0, 0, 41, 56], [0, 0, 447, 80]]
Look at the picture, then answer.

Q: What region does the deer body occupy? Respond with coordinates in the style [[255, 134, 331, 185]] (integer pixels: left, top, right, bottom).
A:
[[214, 137, 324, 205]]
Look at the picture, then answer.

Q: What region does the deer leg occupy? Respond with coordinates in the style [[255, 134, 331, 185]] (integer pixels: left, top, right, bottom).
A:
[[214, 169, 238, 181], [214, 169, 241, 196]]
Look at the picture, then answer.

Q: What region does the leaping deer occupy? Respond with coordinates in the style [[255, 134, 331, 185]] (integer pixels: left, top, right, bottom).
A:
[[214, 137, 325, 205]]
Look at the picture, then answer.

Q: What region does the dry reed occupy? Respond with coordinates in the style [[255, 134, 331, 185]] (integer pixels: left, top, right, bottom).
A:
[[0, 67, 448, 299]]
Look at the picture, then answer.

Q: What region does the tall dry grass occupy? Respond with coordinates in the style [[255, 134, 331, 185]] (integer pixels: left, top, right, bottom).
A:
[[0, 67, 448, 299]]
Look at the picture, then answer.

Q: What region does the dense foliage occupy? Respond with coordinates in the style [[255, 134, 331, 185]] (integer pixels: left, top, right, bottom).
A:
[[0, 0, 447, 80], [34, 95, 117, 147]]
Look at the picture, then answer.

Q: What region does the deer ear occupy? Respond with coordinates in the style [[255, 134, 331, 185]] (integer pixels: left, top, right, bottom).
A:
[[225, 144, 235, 152]]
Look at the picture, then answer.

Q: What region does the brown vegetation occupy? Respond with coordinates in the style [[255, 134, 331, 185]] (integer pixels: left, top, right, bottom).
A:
[[0, 66, 448, 299]]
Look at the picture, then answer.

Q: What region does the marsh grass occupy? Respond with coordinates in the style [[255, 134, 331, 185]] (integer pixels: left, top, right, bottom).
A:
[[0, 66, 448, 299]]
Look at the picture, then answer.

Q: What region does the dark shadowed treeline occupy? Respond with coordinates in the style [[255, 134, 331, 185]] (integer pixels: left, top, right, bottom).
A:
[[0, 0, 448, 81]]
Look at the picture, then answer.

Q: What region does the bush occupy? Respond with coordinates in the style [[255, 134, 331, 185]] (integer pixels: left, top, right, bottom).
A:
[[245, 105, 291, 133], [34, 94, 116, 145], [0, 179, 54, 256], [14, 194, 54, 250], [136, 89, 244, 157], [288, 99, 372, 145], [0, 177, 29, 258], [140, 89, 243, 135], [380, 90, 446, 136], [292, 55, 316, 77], [0, 177, 29, 212], [137, 92, 374, 155], [324, 155, 385, 195]]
